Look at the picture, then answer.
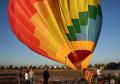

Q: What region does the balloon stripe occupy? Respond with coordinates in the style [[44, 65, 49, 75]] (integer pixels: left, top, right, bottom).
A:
[[8, 5, 17, 34], [97, 0, 100, 5], [15, 21, 40, 47], [88, 5, 97, 19], [59, 0, 79, 44], [8, 2, 39, 46], [88, 0, 97, 7], [16, 30, 49, 58], [97, 4, 102, 17], [72, 19, 81, 33], [71, 41, 95, 51], [30, 0, 43, 4], [69, 0, 79, 19], [79, 12, 88, 26], [47, 0, 74, 52], [33, 1, 65, 44], [16, 0, 36, 18], [80, 26, 88, 41], [68, 50, 91, 63], [67, 26, 77, 41], [31, 13, 62, 51], [31, 13, 72, 60], [59, 0, 72, 26], [12, 3, 36, 33], [59, 0, 79, 42], [34, 28, 57, 55], [69, 0, 81, 33], [81, 53, 93, 69], [78, 0, 88, 12], [88, 18, 97, 42], [95, 15, 102, 43], [8, 6, 49, 58]]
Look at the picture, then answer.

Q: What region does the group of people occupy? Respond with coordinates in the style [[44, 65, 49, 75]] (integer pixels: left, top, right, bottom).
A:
[[18, 68, 49, 84], [24, 68, 35, 84]]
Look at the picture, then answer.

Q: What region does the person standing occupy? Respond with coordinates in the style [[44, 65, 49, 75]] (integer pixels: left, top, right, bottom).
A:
[[25, 70, 30, 84], [43, 68, 49, 84], [29, 68, 35, 84], [96, 67, 103, 84], [18, 68, 22, 84]]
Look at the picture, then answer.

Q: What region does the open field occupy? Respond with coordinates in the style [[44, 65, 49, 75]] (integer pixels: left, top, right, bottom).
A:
[[0, 69, 82, 84], [0, 69, 120, 84]]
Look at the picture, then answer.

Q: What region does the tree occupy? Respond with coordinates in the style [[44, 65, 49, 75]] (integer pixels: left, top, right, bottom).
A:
[[9, 65, 13, 69], [106, 62, 119, 70], [94, 64, 99, 68], [117, 62, 120, 69], [87, 65, 93, 68], [101, 64, 106, 68]]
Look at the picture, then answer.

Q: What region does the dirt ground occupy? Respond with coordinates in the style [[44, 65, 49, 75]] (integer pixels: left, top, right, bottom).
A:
[[0, 69, 82, 84], [0, 69, 120, 84]]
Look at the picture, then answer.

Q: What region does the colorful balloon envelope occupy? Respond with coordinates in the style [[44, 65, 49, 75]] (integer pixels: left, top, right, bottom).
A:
[[8, 0, 102, 70]]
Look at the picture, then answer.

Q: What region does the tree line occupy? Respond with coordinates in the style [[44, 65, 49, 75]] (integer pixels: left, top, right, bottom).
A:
[[88, 62, 120, 70], [0, 62, 120, 70]]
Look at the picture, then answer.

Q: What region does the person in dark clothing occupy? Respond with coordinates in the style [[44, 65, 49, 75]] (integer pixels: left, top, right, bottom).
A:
[[18, 68, 22, 84], [43, 68, 49, 84]]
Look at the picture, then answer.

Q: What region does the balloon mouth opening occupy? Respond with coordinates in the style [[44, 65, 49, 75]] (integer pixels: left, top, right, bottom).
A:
[[68, 50, 91, 63]]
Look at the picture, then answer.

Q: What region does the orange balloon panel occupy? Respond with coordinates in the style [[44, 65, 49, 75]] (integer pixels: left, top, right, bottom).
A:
[[8, 0, 102, 70]]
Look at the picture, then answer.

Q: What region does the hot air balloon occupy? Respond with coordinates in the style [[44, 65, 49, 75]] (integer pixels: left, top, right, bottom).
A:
[[8, 0, 102, 70]]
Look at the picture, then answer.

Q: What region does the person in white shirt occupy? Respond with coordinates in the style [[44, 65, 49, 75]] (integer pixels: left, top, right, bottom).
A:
[[96, 67, 103, 83], [25, 70, 30, 84], [97, 68, 102, 76]]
